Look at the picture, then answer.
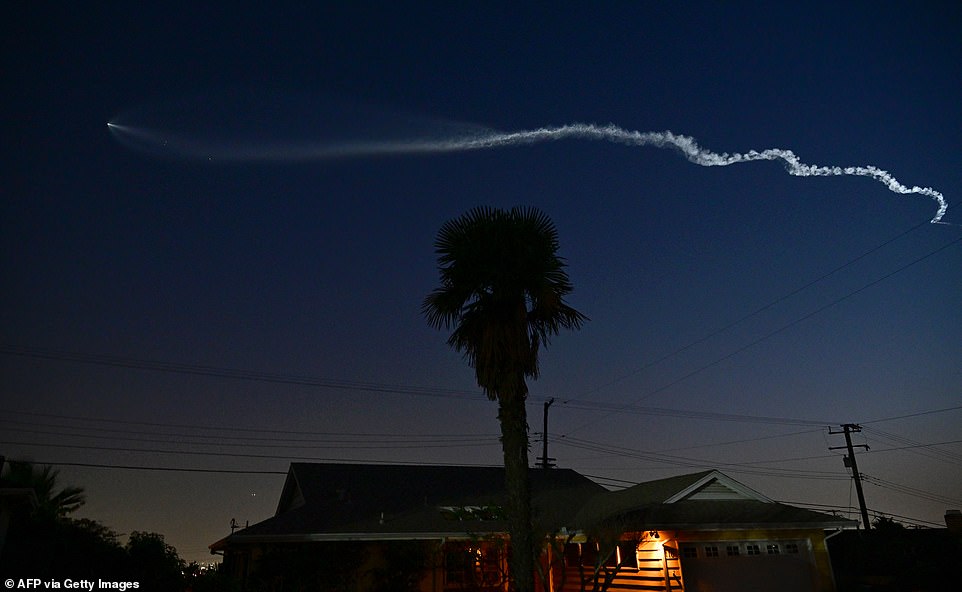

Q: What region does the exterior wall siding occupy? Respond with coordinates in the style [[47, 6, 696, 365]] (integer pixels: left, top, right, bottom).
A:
[[544, 529, 835, 592], [675, 529, 836, 592]]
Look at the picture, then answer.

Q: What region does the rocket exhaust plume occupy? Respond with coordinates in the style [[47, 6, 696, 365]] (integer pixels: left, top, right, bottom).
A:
[[108, 121, 949, 224]]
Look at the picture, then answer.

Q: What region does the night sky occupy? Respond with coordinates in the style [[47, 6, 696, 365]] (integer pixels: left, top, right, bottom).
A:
[[3, 2, 961, 565]]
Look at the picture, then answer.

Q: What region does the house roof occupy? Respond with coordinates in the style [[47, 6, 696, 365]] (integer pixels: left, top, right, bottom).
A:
[[212, 463, 604, 547], [574, 470, 855, 531], [574, 470, 761, 522], [211, 465, 854, 551], [621, 499, 858, 530]]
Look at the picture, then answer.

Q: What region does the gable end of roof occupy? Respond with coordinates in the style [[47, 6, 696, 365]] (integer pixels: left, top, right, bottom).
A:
[[664, 470, 772, 503]]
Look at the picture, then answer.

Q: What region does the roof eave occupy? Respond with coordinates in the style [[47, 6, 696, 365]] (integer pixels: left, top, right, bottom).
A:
[[638, 520, 859, 531], [216, 531, 508, 545]]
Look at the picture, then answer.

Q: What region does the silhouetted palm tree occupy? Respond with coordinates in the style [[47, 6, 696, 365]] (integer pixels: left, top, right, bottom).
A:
[[2, 460, 86, 517], [424, 206, 586, 592]]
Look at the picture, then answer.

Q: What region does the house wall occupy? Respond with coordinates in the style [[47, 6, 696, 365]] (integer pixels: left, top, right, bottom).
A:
[[219, 538, 521, 592], [675, 529, 836, 592], [217, 528, 835, 592], [547, 529, 835, 592], [220, 540, 439, 592]]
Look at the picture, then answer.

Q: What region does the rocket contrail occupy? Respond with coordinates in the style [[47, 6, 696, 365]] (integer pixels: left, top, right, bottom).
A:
[[108, 121, 949, 223], [433, 123, 948, 224]]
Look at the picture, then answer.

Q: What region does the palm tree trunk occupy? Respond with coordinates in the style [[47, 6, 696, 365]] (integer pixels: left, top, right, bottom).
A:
[[499, 389, 535, 592]]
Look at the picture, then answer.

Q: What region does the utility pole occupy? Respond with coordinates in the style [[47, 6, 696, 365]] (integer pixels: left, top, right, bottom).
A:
[[539, 398, 556, 469], [829, 424, 871, 530]]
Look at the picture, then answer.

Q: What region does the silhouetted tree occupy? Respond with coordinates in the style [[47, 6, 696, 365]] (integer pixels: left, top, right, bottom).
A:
[[0, 514, 127, 578], [0, 461, 111, 575], [2, 460, 85, 517], [1, 463, 193, 590], [871, 514, 907, 533], [424, 206, 586, 592], [126, 531, 187, 591]]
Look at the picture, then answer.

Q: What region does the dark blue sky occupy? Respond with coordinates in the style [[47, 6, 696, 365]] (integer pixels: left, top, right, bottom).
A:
[[3, 2, 961, 563]]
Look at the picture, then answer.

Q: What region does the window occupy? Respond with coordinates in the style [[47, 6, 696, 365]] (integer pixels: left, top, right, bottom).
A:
[[785, 543, 799, 554], [767, 544, 780, 555], [746, 544, 760, 556], [726, 545, 740, 556], [682, 546, 698, 559], [704, 546, 719, 557]]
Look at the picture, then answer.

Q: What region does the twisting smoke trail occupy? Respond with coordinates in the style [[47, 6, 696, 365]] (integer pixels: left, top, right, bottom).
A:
[[108, 121, 949, 223], [430, 123, 948, 224]]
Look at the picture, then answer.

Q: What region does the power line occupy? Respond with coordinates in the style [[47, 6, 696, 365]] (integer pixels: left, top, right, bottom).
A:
[[864, 404, 962, 425], [4, 236, 959, 442], [2, 235, 956, 436], [651, 428, 824, 453], [0, 345, 483, 401], [7, 407, 957, 467], [1, 427, 501, 450], [575, 219, 930, 400], [861, 427, 962, 466], [6, 461, 289, 475], [556, 402, 831, 426], [0, 440, 500, 461], [861, 473, 962, 507], [0, 409, 496, 439], [777, 500, 945, 528], [4, 457, 502, 472], [0, 418, 499, 445], [864, 437, 962, 459], [562, 234, 962, 436], [7, 459, 499, 475], [6, 405, 959, 472], [555, 435, 847, 481], [9, 434, 845, 481], [561, 435, 962, 469]]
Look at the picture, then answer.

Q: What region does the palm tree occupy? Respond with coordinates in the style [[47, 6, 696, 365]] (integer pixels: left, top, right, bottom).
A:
[[424, 206, 587, 592], [2, 460, 86, 518]]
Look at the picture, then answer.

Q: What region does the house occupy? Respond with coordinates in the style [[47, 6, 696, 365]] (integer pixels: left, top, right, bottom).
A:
[[210, 463, 605, 591], [559, 470, 854, 592], [210, 463, 854, 591]]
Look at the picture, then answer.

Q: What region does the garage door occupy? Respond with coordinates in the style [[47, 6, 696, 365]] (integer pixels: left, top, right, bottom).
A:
[[678, 541, 817, 592]]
